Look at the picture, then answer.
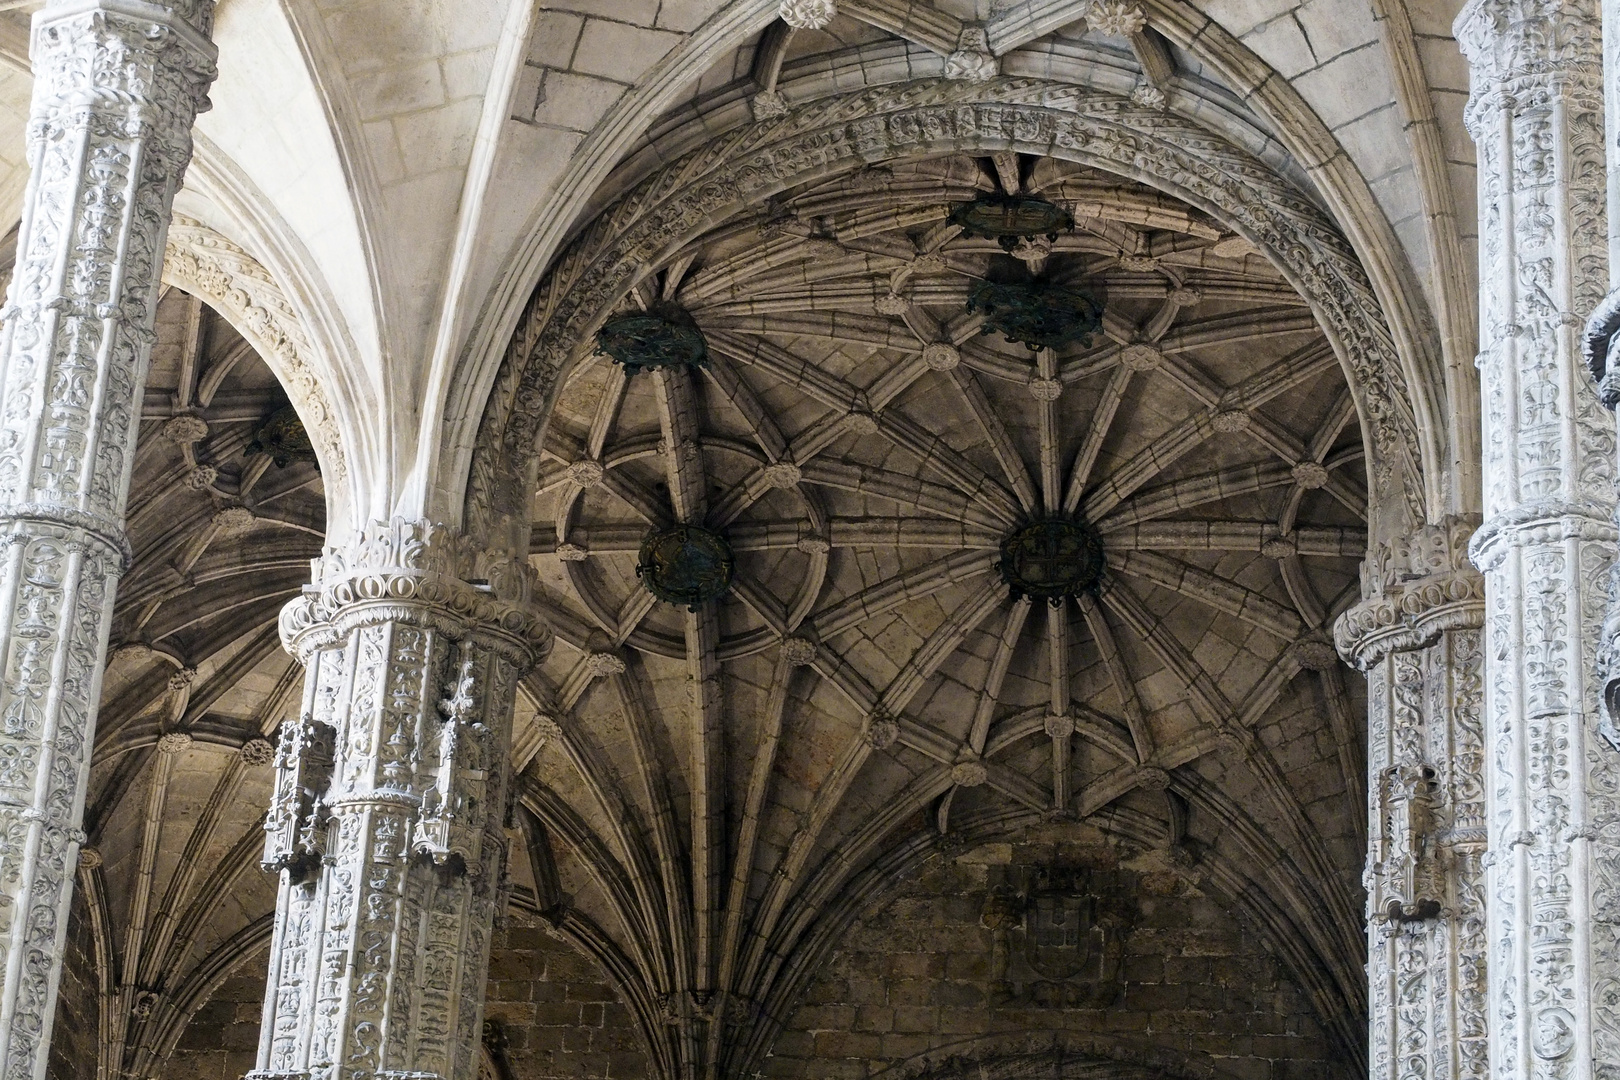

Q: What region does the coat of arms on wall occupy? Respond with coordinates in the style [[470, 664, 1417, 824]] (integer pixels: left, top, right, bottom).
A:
[[980, 865, 1133, 1007]]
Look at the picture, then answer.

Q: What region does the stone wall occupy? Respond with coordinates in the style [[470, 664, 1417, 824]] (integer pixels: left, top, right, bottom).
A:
[[485, 911, 650, 1080], [764, 828, 1351, 1080], [45, 890, 98, 1080], [161, 951, 268, 1080]]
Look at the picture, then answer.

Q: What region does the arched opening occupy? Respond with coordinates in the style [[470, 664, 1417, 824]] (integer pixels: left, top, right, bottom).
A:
[[467, 70, 1408, 1079]]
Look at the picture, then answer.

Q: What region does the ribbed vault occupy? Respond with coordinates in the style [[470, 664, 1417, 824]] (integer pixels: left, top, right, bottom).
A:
[[503, 146, 1370, 1079]]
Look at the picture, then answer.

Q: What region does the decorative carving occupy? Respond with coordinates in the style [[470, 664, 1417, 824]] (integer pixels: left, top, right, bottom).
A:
[[164, 217, 347, 483], [597, 303, 708, 375], [951, 760, 989, 787], [1119, 344, 1164, 371], [1134, 766, 1171, 790], [986, 865, 1132, 1007], [1260, 537, 1296, 559], [1370, 762, 1444, 921], [245, 404, 318, 468], [874, 292, 910, 315], [1087, 0, 1147, 36], [162, 414, 209, 444], [586, 652, 626, 678], [1042, 714, 1075, 739], [750, 90, 790, 122], [762, 461, 802, 488], [1026, 377, 1063, 401], [779, 0, 836, 30], [1293, 640, 1339, 672], [567, 459, 605, 487], [156, 732, 193, 755], [260, 713, 335, 878], [845, 409, 881, 436], [212, 507, 255, 537], [921, 342, 960, 371], [864, 710, 899, 750], [1290, 461, 1329, 489], [1211, 409, 1250, 433], [75, 847, 101, 871], [240, 738, 275, 766], [183, 465, 218, 490], [1129, 82, 1166, 110], [782, 637, 818, 666], [636, 525, 736, 609], [997, 518, 1105, 603], [944, 27, 997, 82]]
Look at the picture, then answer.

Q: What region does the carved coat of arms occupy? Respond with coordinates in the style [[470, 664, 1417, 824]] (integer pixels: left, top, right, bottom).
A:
[[983, 866, 1130, 1007]]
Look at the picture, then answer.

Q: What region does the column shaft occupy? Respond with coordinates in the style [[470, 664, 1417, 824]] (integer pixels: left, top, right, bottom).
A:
[[252, 519, 549, 1080], [1458, 1, 1620, 1074], [0, 5, 214, 1079], [1339, 518, 1487, 1080]]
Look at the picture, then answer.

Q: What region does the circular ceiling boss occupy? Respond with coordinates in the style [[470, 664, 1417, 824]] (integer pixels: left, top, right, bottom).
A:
[[597, 302, 709, 375], [948, 193, 1075, 251], [636, 525, 736, 610], [968, 280, 1104, 351], [997, 517, 1105, 604]]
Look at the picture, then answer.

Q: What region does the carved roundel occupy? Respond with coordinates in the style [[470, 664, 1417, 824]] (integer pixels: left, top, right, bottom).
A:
[[636, 525, 736, 610], [997, 518, 1105, 604]]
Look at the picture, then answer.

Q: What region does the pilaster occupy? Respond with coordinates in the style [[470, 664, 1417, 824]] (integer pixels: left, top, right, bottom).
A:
[[251, 519, 551, 1080], [0, 4, 214, 1080], [1458, 1, 1620, 1075], [1338, 516, 1487, 1080]]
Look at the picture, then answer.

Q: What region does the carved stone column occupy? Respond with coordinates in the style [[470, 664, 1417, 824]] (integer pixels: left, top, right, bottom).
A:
[[250, 519, 550, 1080], [1458, 1, 1620, 1075], [1337, 517, 1487, 1080], [0, 5, 214, 1079]]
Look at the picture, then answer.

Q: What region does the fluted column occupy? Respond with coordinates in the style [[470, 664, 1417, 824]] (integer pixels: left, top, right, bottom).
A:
[[1337, 517, 1487, 1080], [250, 519, 550, 1080], [0, 5, 214, 1079], [1457, 1, 1620, 1075]]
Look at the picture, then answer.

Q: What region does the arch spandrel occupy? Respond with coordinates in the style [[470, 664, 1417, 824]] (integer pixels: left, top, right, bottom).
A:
[[466, 80, 1426, 556]]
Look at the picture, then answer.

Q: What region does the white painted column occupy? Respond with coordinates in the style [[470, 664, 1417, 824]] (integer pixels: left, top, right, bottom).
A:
[[1337, 517, 1486, 1080], [250, 519, 550, 1080], [1457, 1, 1620, 1075], [0, 5, 214, 1079]]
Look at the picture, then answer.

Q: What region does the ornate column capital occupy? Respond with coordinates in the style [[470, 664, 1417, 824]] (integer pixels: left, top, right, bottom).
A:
[[278, 517, 552, 666], [1335, 515, 1485, 669], [1455, 0, 1602, 84]]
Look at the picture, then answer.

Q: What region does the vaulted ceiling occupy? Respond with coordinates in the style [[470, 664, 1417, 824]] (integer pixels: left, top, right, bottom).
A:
[[26, 0, 1476, 1075], [512, 148, 1371, 1076]]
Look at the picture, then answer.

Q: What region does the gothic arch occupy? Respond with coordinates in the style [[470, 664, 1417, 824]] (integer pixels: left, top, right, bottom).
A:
[[447, 0, 1454, 528], [466, 79, 1426, 554], [718, 798, 1364, 1077]]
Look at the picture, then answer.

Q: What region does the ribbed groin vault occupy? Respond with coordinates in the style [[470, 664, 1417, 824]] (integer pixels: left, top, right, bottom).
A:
[[43, 8, 1390, 1080]]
